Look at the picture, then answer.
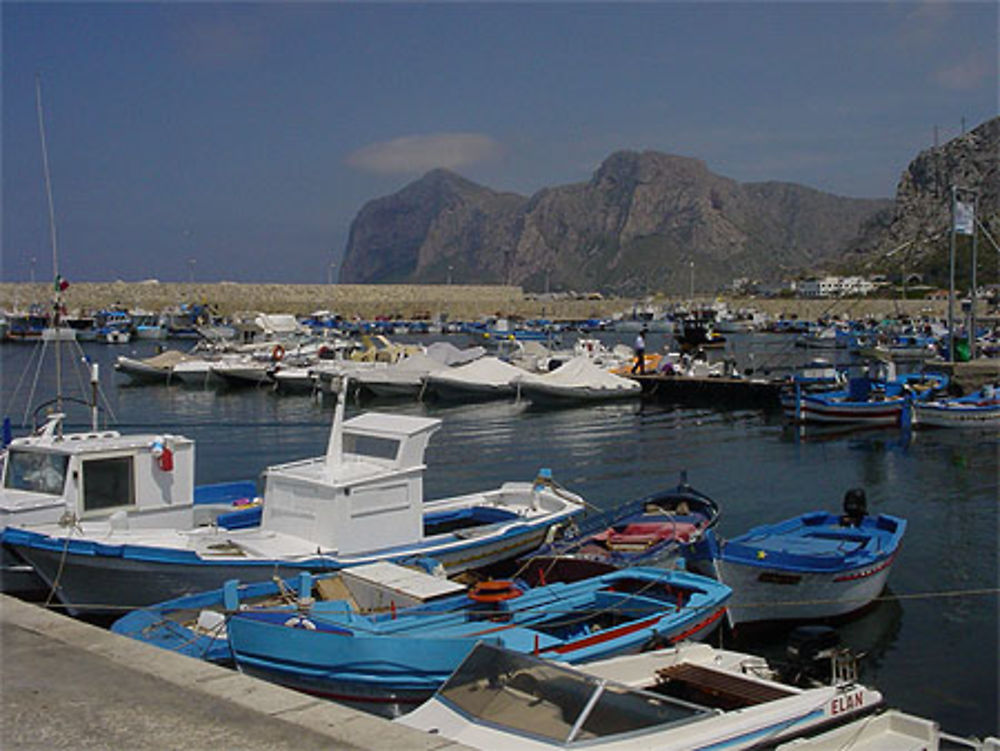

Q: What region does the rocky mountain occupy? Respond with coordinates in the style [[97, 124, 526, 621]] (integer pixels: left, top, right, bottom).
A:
[[339, 152, 893, 294], [844, 116, 999, 284]]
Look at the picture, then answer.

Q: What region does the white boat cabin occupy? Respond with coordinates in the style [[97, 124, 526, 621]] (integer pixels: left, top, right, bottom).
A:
[[1, 413, 196, 529], [261, 411, 442, 556]]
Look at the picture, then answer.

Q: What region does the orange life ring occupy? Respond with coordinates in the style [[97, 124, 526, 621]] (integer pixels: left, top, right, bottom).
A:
[[272, 344, 286, 361], [468, 580, 523, 603]]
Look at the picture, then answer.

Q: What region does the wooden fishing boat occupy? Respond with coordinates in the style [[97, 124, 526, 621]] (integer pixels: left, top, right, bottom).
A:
[[225, 567, 731, 715], [690, 489, 905, 627]]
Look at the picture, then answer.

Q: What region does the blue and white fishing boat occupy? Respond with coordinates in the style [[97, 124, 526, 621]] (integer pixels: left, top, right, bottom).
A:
[[0, 409, 259, 598], [911, 384, 1000, 428], [691, 489, 905, 627], [782, 366, 948, 426], [3, 383, 586, 616], [517, 472, 720, 586], [225, 566, 731, 714]]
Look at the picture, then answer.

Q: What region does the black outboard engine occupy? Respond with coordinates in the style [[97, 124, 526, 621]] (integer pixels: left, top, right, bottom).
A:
[[841, 488, 868, 527], [780, 625, 842, 687]]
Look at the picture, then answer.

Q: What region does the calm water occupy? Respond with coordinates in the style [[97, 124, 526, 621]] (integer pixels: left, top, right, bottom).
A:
[[2, 335, 997, 737]]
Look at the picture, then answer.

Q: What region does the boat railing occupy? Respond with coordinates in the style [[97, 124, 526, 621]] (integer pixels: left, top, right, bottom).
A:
[[831, 648, 860, 686]]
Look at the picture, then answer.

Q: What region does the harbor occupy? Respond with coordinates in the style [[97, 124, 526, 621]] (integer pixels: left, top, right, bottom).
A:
[[1, 325, 997, 747]]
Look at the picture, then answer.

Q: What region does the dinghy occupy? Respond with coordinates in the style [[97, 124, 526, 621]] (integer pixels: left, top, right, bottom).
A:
[[691, 488, 905, 627], [911, 384, 1000, 428], [518, 472, 719, 585]]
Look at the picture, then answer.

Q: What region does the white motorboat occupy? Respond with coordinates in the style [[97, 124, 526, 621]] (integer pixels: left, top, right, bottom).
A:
[[0, 412, 257, 597], [513, 355, 641, 405], [3, 382, 586, 615], [776, 709, 1000, 750], [114, 349, 193, 384], [912, 384, 1000, 428], [398, 639, 885, 750]]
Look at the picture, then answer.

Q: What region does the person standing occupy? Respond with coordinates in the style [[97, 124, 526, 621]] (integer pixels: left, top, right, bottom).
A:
[[631, 328, 648, 374]]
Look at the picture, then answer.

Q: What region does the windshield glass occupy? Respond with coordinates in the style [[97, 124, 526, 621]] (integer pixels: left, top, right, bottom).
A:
[[4, 449, 69, 495], [438, 644, 704, 743]]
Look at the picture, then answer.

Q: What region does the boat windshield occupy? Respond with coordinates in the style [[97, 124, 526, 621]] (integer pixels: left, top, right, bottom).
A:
[[437, 643, 708, 744], [4, 449, 69, 495]]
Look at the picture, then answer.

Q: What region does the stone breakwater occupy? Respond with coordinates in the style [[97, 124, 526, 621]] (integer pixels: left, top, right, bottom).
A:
[[0, 282, 959, 321]]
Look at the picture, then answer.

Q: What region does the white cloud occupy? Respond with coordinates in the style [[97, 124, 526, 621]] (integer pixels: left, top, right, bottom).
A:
[[346, 133, 502, 175], [932, 51, 994, 91]]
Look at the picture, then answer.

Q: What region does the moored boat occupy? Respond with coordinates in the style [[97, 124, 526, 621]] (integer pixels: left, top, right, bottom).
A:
[[518, 472, 719, 585], [397, 639, 884, 749], [690, 488, 905, 628], [911, 384, 1000, 428], [2, 382, 586, 615], [225, 566, 731, 715], [513, 355, 641, 405]]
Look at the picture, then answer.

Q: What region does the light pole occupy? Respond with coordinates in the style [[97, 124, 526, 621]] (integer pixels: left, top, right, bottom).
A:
[[188, 257, 196, 284], [447, 265, 454, 285], [30, 256, 36, 284], [689, 260, 695, 299], [328, 263, 335, 285]]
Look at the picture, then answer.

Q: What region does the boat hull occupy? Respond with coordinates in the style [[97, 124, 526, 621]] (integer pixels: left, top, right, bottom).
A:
[[3, 520, 562, 617], [714, 553, 897, 626], [913, 402, 1000, 428]]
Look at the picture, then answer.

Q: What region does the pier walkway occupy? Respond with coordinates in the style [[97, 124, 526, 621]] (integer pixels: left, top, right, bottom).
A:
[[1, 595, 469, 751]]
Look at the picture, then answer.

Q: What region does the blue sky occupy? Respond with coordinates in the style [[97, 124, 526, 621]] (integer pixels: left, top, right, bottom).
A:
[[3, 2, 997, 284]]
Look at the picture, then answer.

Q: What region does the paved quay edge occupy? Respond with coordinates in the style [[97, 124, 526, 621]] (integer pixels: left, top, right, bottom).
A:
[[1, 594, 470, 751]]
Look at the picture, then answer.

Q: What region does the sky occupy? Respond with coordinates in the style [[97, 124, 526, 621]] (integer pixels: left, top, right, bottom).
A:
[[2, 2, 997, 285]]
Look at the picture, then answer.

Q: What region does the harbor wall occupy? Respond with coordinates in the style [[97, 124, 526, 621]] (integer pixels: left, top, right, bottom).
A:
[[0, 282, 977, 321]]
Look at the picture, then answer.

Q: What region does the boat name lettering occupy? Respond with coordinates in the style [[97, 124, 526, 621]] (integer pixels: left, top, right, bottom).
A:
[[830, 690, 864, 715]]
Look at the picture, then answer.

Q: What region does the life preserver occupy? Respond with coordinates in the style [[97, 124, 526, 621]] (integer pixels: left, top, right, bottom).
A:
[[468, 580, 523, 604], [283, 615, 316, 630], [272, 344, 286, 361]]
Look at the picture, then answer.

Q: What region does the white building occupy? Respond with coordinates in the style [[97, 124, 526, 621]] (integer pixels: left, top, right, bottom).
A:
[[797, 276, 876, 298]]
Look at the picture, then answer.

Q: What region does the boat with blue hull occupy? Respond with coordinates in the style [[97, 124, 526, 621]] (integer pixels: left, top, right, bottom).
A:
[[225, 567, 731, 715], [3, 384, 586, 616], [517, 472, 720, 586], [782, 368, 948, 426], [911, 384, 1000, 428], [0, 410, 259, 597], [690, 489, 905, 628]]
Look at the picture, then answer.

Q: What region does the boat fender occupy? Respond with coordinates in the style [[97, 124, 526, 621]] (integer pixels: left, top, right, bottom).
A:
[[272, 344, 286, 361], [283, 615, 317, 630]]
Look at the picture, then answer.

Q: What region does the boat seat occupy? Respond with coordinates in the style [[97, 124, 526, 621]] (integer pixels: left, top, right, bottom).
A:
[[656, 662, 794, 708]]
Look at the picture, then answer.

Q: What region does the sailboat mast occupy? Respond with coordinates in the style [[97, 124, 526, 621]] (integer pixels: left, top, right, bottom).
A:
[[36, 74, 63, 422]]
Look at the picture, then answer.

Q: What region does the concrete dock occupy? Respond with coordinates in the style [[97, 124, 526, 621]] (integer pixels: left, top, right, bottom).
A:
[[1, 595, 470, 750]]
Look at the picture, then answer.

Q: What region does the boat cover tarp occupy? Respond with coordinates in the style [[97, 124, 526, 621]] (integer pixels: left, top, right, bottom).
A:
[[428, 356, 527, 387], [514, 356, 640, 392]]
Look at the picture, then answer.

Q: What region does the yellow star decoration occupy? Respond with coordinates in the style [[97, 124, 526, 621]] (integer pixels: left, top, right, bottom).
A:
[[756, 550, 767, 560]]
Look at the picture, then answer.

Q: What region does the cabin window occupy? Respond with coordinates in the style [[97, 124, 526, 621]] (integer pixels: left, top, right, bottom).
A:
[[82, 457, 135, 512], [342, 432, 400, 461], [3, 450, 68, 495]]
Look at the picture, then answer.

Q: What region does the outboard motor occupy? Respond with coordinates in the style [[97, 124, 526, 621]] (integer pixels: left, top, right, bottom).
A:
[[841, 488, 868, 527], [780, 625, 842, 687]]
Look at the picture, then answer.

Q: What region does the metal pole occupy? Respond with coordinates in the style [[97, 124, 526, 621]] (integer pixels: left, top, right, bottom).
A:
[[969, 192, 979, 359], [948, 186, 957, 362]]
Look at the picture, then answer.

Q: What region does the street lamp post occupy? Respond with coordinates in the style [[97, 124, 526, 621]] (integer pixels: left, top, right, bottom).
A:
[[689, 260, 695, 299], [188, 257, 196, 284]]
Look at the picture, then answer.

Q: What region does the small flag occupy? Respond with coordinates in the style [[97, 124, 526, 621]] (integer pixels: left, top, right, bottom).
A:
[[954, 200, 975, 236], [54, 275, 69, 292]]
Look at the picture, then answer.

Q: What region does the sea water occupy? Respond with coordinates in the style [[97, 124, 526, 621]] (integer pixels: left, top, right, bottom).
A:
[[1, 334, 996, 738]]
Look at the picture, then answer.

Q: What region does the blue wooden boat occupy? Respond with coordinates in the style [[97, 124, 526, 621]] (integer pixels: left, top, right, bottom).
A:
[[691, 489, 905, 628], [225, 567, 731, 715], [517, 472, 720, 586], [912, 384, 1000, 428], [782, 369, 947, 426]]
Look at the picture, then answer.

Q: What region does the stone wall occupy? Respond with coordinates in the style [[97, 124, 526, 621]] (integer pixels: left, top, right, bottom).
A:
[[0, 282, 981, 321]]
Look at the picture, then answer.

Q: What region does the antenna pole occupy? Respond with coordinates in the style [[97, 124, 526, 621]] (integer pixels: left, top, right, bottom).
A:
[[36, 74, 63, 422]]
